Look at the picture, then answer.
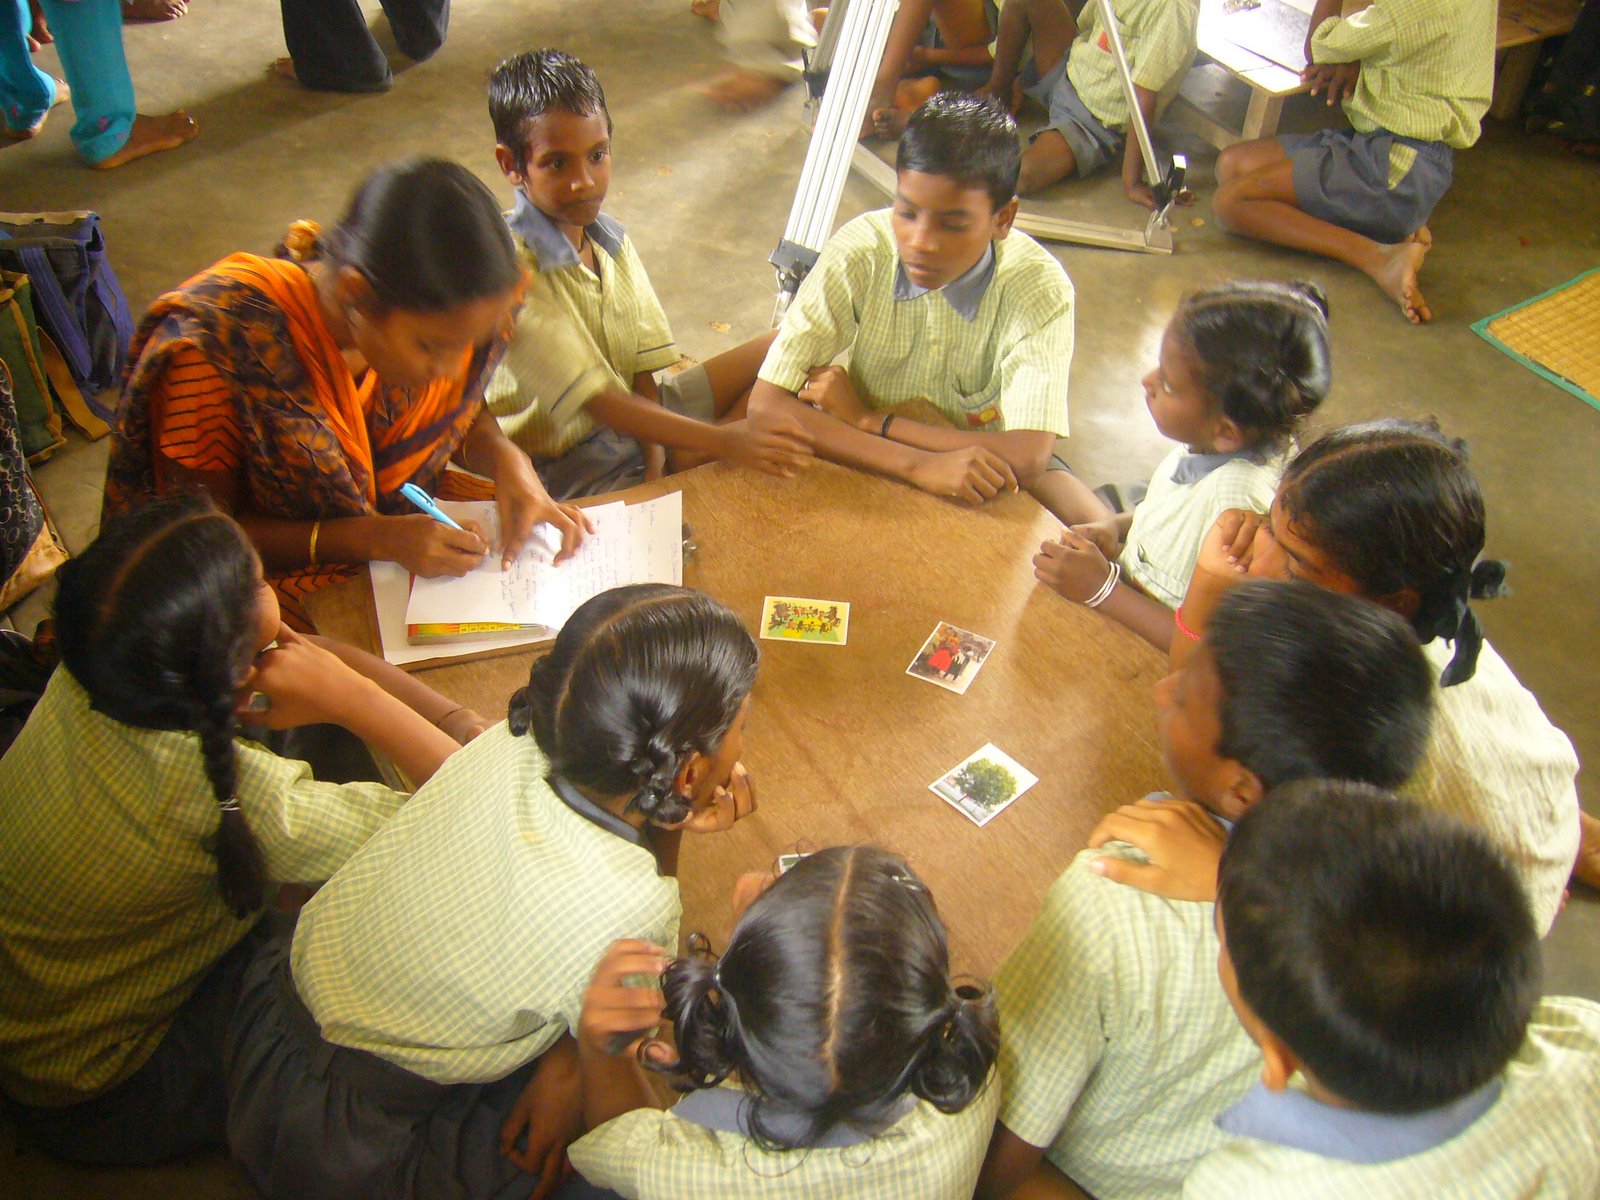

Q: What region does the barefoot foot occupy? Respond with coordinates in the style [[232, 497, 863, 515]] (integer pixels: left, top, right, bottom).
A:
[[868, 105, 910, 139], [122, 0, 188, 20], [698, 67, 789, 112], [1409, 224, 1433, 250], [269, 56, 298, 82], [1372, 237, 1432, 324], [690, 0, 721, 20], [90, 110, 197, 169], [3, 78, 68, 140]]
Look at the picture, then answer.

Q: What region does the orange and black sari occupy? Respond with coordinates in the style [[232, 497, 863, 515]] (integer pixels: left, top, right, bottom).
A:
[[103, 252, 495, 624]]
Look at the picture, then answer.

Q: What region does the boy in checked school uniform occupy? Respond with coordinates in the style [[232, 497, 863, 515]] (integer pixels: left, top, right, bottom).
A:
[[979, 0, 1198, 204], [750, 91, 1110, 524], [485, 50, 812, 499], [975, 580, 1436, 1200], [1193, 780, 1600, 1199], [1212, 0, 1495, 324]]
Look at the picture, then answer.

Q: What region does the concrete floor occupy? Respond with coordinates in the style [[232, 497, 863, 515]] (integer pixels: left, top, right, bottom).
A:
[[2, 0, 1596, 1194]]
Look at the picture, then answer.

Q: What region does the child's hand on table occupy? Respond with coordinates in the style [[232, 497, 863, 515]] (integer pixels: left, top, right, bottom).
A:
[[723, 414, 814, 477], [799, 364, 874, 431], [1069, 517, 1124, 560], [909, 446, 1019, 506], [1033, 528, 1116, 603], [1086, 797, 1227, 902]]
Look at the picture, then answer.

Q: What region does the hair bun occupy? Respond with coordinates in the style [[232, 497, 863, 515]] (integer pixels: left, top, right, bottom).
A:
[[656, 953, 740, 1091], [1469, 558, 1509, 601], [911, 983, 999, 1113]]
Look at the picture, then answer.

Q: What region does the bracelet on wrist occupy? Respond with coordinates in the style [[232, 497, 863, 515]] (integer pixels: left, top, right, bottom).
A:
[[1084, 561, 1121, 608], [307, 520, 322, 567], [434, 706, 466, 728], [1175, 604, 1202, 641]]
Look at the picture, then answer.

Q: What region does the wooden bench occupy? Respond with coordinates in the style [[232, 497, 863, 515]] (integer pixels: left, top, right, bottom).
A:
[[1169, 0, 1584, 150]]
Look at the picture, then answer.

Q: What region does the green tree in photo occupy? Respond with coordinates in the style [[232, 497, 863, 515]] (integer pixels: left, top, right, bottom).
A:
[[953, 758, 1018, 811]]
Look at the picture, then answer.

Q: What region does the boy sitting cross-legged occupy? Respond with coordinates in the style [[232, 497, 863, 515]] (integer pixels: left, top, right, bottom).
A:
[[1196, 779, 1600, 1198], [487, 49, 813, 499], [1211, 0, 1495, 324], [975, 579, 1436, 1200], [749, 91, 1109, 524]]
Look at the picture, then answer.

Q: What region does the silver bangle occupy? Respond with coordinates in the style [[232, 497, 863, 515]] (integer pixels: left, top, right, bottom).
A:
[[1084, 561, 1122, 608]]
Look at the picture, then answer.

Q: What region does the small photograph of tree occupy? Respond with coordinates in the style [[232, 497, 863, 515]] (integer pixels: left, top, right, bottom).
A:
[[931, 743, 1038, 827], [952, 758, 1018, 814]]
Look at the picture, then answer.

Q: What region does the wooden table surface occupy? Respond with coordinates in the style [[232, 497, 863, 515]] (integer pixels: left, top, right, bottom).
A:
[[307, 461, 1169, 979]]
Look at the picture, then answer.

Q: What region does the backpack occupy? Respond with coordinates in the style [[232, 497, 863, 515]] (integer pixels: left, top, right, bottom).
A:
[[0, 211, 134, 425]]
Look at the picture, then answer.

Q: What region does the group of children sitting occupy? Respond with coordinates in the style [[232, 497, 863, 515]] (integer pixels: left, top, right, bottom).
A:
[[707, 0, 1490, 323], [0, 30, 1594, 1200]]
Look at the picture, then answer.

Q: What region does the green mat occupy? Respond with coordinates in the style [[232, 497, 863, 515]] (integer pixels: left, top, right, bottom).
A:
[[1472, 268, 1600, 413]]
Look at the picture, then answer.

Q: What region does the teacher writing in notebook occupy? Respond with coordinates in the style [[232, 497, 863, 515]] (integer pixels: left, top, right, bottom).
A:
[[103, 159, 589, 630]]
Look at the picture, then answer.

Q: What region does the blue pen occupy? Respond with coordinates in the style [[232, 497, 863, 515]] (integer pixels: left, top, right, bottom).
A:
[[399, 483, 465, 531]]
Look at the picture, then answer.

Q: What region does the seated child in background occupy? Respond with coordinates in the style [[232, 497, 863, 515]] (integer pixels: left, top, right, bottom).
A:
[[980, 0, 1199, 204], [1212, 0, 1495, 324], [865, 0, 1002, 138], [1155, 419, 1580, 935], [975, 580, 1435, 1200], [1192, 779, 1600, 1198], [1033, 280, 1329, 652], [486, 50, 812, 499], [225, 584, 762, 1200], [751, 92, 1110, 524], [567, 845, 1000, 1199]]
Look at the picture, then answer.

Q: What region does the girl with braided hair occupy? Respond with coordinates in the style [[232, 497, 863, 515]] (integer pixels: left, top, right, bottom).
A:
[[1033, 280, 1330, 652], [0, 495, 468, 1166], [1104, 419, 1579, 938], [567, 844, 999, 1199], [226, 583, 762, 1200]]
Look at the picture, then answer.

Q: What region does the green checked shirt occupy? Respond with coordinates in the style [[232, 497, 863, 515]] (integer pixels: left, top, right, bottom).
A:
[[0, 670, 407, 1106], [1403, 638, 1580, 939], [488, 195, 680, 459], [995, 845, 1258, 1200], [1120, 446, 1285, 609], [292, 721, 680, 1084], [568, 1077, 1000, 1200], [1183, 997, 1600, 1200], [760, 210, 1074, 436], [1311, 0, 1496, 149], [1069, 0, 1200, 130]]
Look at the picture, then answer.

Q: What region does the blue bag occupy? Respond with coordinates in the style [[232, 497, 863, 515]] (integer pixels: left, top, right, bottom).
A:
[[0, 212, 134, 423]]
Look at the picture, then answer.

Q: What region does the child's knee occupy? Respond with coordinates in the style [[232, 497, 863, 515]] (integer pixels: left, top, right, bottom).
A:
[[1216, 144, 1246, 184]]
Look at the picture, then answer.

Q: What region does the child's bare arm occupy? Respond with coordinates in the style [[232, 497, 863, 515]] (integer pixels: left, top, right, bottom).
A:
[[629, 371, 667, 480], [1033, 531, 1176, 653], [1303, 0, 1345, 61], [751, 379, 1019, 505], [586, 386, 812, 477]]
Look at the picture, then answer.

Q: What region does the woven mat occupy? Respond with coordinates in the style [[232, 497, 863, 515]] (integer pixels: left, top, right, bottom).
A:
[[1472, 269, 1600, 412]]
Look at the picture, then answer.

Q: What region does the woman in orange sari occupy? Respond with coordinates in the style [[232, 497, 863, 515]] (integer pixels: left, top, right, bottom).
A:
[[104, 158, 587, 627]]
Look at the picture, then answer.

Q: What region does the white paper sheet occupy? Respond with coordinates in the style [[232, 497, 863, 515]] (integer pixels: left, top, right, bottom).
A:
[[372, 492, 685, 665]]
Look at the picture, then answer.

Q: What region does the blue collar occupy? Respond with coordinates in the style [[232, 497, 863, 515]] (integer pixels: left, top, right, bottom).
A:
[[892, 243, 995, 322], [548, 773, 647, 849], [672, 1085, 917, 1148], [508, 191, 626, 271], [1216, 1079, 1502, 1165], [1171, 447, 1259, 485]]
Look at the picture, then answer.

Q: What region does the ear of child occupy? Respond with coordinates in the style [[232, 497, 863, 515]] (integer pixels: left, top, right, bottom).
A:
[[669, 760, 757, 834]]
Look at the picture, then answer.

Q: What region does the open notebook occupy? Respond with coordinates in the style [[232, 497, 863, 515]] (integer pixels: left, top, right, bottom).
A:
[[370, 490, 684, 666]]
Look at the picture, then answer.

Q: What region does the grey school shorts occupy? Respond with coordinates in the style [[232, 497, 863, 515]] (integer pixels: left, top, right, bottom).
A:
[[1021, 55, 1124, 177], [533, 362, 716, 501], [1280, 126, 1454, 244]]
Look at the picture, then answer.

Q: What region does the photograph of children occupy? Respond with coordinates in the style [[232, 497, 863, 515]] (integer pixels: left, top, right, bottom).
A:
[[759, 596, 851, 645], [929, 743, 1039, 828], [906, 622, 997, 694]]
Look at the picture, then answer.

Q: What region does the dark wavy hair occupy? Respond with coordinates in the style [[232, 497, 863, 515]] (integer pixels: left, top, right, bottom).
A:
[[489, 49, 613, 174], [1169, 280, 1330, 454], [54, 496, 268, 918], [1220, 780, 1540, 1113], [506, 584, 758, 825], [655, 846, 998, 1152], [316, 158, 521, 312], [1277, 419, 1506, 686], [897, 92, 1021, 210]]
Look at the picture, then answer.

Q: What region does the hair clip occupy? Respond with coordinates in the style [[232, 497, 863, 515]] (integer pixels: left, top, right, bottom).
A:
[[890, 870, 927, 894], [219, 797, 243, 813]]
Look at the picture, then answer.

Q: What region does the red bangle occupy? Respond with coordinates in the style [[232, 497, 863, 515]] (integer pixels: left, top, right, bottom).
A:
[[1174, 605, 1202, 642]]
